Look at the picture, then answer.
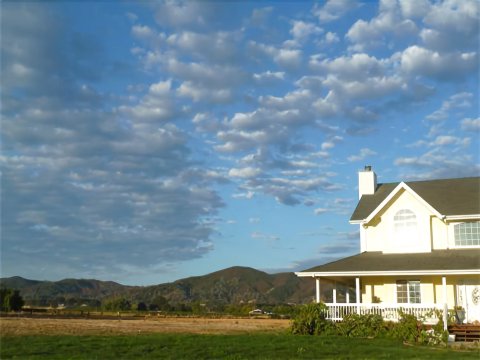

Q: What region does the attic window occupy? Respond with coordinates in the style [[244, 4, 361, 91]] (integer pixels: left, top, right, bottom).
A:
[[454, 221, 480, 246], [394, 209, 418, 241]]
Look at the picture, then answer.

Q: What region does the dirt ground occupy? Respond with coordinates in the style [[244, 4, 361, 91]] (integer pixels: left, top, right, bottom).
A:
[[0, 316, 291, 336]]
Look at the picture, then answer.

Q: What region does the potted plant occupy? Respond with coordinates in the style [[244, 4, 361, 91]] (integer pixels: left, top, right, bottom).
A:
[[454, 306, 465, 323]]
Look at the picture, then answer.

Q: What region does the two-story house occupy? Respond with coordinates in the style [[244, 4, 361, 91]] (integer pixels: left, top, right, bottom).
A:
[[296, 167, 480, 326]]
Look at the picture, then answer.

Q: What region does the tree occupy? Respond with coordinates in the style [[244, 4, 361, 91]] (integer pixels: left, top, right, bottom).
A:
[[0, 288, 24, 312], [103, 297, 131, 311], [137, 302, 147, 311], [149, 296, 171, 311]]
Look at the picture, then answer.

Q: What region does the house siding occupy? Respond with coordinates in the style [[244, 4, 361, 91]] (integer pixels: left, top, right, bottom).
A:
[[364, 189, 432, 253], [359, 275, 479, 307], [431, 216, 448, 250]]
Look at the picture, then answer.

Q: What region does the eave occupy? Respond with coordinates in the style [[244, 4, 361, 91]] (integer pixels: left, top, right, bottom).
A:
[[445, 214, 480, 221], [295, 269, 480, 278]]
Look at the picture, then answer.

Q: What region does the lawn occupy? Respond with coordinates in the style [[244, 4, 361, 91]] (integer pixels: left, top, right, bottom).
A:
[[1, 333, 479, 359]]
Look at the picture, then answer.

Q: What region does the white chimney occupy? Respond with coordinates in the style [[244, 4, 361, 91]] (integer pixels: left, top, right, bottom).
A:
[[358, 165, 377, 199]]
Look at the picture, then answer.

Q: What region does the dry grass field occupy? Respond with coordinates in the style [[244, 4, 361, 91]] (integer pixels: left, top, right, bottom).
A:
[[0, 316, 291, 336]]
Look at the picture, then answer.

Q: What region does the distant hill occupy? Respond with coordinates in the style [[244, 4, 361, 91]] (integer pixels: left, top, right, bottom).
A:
[[0, 276, 137, 306], [0, 267, 315, 306], [133, 266, 314, 305]]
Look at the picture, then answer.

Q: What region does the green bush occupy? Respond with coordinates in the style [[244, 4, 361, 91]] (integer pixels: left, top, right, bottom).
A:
[[387, 311, 421, 343], [292, 306, 448, 347], [291, 303, 336, 335], [385, 310, 449, 346], [337, 313, 385, 338]]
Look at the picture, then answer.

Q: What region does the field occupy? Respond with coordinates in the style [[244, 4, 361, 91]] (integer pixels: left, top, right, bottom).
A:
[[1, 316, 479, 359], [0, 315, 290, 336]]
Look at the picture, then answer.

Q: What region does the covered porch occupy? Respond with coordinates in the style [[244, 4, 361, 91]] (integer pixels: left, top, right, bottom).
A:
[[311, 275, 448, 326], [295, 250, 480, 329]]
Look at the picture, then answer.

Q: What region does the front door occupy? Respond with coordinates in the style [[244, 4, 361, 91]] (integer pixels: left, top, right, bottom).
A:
[[457, 281, 480, 323]]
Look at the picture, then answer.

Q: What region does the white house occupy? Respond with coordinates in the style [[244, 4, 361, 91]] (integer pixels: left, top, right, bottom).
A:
[[296, 167, 480, 327]]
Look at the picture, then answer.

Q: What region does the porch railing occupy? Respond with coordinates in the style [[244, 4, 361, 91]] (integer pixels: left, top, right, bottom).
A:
[[324, 303, 443, 324]]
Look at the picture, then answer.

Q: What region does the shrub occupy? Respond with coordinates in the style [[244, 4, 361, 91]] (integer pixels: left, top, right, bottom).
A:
[[387, 311, 421, 343], [291, 303, 336, 335], [337, 313, 385, 338]]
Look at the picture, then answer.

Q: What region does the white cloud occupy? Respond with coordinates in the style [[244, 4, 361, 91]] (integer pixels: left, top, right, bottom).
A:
[[425, 92, 473, 121], [249, 41, 303, 69], [324, 31, 340, 44], [323, 74, 404, 100], [249, 6, 274, 26], [153, 1, 216, 29], [311, 53, 387, 81], [461, 118, 480, 132], [167, 30, 240, 62], [289, 20, 323, 42], [253, 71, 285, 85], [431, 135, 470, 147], [118, 80, 178, 121], [232, 191, 255, 199], [314, 208, 329, 215], [228, 167, 262, 178], [399, 0, 431, 18], [149, 79, 172, 95], [132, 24, 155, 40], [275, 48, 303, 68], [400, 46, 477, 81], [346, 0, 418, 51], [313, 0, 359, 22], [422, 0, 479, 52], [251, 231, 279, 241], [167, 59, 244, 89], [347, 148, 377, 162], [177, 81, 232, 103], [395, 149, 480, 180]]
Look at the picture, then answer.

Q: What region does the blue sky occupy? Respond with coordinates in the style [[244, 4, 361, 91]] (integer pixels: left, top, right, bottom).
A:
[[1, 0, 479, 286]]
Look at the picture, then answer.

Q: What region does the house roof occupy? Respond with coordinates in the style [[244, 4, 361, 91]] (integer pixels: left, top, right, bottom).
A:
[[350, 177, 480, 222], [296, 249, 480, 277]]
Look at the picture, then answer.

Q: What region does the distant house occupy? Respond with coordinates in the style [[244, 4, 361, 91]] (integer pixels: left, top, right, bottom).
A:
[[249, 309, 264, 315], [296, 166, 480, 327]]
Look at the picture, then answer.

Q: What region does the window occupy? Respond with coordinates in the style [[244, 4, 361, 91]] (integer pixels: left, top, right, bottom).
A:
[[454, 221, 480, 246], [394, 209, 417, 241], [396, 280, 421, 304]]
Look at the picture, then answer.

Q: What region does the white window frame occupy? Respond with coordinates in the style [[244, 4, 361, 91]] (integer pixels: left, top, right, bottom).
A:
[[448, 220, 480, 249], [396, 280, 421, 304]]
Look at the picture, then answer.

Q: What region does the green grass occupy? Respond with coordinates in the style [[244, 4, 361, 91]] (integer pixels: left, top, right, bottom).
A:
[[1, 334, 478, 359]]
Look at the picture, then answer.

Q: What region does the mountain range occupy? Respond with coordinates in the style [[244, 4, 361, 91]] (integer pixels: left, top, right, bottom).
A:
[[0, 267, 315, 307]]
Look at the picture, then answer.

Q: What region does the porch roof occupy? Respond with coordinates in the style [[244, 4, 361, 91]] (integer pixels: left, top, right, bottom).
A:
[[296, 249, 480, 277]]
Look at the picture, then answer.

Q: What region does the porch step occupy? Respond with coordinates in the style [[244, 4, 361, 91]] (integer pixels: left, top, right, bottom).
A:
[[448, 325, 480, 342]]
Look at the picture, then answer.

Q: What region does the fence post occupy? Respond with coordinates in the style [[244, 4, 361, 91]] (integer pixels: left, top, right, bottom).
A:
[[355, 277, 360, 314]]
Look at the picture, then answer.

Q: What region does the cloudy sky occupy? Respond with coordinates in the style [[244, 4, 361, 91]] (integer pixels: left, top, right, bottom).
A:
[[1, 0, 479, 285]]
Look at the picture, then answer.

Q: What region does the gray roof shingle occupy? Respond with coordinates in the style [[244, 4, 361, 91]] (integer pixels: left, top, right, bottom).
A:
[[302, 249, 480, 274], [350, 177, 480, 221]]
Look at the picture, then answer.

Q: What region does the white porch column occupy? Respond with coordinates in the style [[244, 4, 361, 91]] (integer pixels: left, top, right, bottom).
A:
[[442, 276, 448, 331], [316, 278, 321, 303], [346, 291, 350, 304], [333, 281, 337, 304], [355, 277, 361, 314]]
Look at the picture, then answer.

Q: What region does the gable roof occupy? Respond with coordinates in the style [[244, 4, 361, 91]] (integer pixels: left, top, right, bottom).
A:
[[296, 249, 480, 277], [350, 177, 480, 222]]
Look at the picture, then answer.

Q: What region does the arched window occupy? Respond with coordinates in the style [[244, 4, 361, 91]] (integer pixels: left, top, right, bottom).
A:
[[394, 209, 417, 241]]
